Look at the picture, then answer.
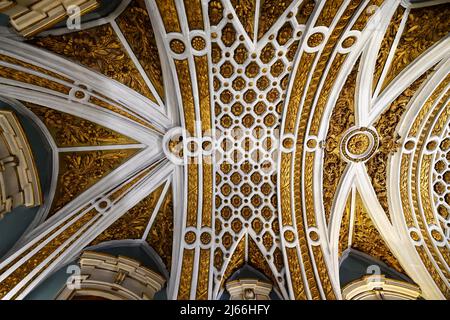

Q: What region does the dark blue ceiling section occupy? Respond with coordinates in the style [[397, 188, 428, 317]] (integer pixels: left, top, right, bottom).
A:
[[0, 100, 53, 261], [25, 242, 168, 300], [219, 264, 282, 300], [339, 249, 414, 287]]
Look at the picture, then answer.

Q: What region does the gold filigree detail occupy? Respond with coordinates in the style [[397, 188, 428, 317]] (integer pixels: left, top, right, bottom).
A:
[[352, 192, 404, 273], [296, 0, 315, 25], [116, 0, 165, 102], [147, 185, 174, 270], [208, 0, 224, 26], [248, 237, 278, 285], [219, 237, 246, 284], [155, 0, 181, 32], [25, 103, 137, 147], [90, 183, 166, 245], [257, 0, 293, 40], [192, 36, 207, 51], [196, 249, 211, 299], [372, 6, 405, 93], [0, 53, 72, 83], [50, 149, 139, 217], [347, 133, 370, 155], [341, 128, 378, 162], [382, 4, 450, 90], [315, 0, 344, 27], [30, 24, 156, 102], [184, 0, 204, 30], [178, 249, 195, 299], [231, 0, 256, 40], [170, 39, 186, 54], [367, 70, 433, 220], [0, 62, 70, 95]]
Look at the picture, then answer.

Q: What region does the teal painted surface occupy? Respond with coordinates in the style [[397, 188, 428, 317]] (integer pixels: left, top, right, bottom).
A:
[[0, 101, 52, 260], [0, 13, 8, 27], [339, 250, 413, 287], [25, 244, 167, 300], [24, 262, 75, 300]]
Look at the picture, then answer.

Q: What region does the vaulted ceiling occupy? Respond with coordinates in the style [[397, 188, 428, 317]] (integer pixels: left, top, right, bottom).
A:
[[0, 0, 449, 300]]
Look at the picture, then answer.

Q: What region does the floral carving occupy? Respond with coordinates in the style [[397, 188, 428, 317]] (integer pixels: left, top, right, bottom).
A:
[[30, 24, 156, 102], [90, 183, 166, 245], [26, 103, 136, 147], [51, 150, 138, 216]]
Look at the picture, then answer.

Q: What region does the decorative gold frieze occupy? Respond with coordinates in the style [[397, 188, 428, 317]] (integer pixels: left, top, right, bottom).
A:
[[177, 249, 195, 299], [399, 73, 450, 297], [322, 63, 357, 221], [0, 56, 71, 95], [0, 53, 72, 83], [372, 6, 405, 93], [382, 3, 450, 90], [231, 0, 256, 40], [366, 70, 433, 220], [314, 0, 344, 27], [196, 249, 211, 299], [219, 237, 246, 285], [248, 237, 278, 285], [155, 0, 181, 33], [352, 192, 404, 273], [257, 0, 293, 40], [183, 0, 204, 30], [88, 96, 160, 133]]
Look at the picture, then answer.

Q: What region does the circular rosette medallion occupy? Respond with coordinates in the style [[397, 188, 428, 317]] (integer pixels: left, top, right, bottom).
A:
[[340, 127, 379, 163]]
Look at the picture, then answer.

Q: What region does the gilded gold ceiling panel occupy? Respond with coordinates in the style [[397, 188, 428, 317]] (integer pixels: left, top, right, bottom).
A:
[[29, 23, 162, 105], [351, 191, 404, 273], [382, 4, 450, 90], [51, 149, 140, 216], [25, 102, 138, 147], [90, 182, 166, 245]]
